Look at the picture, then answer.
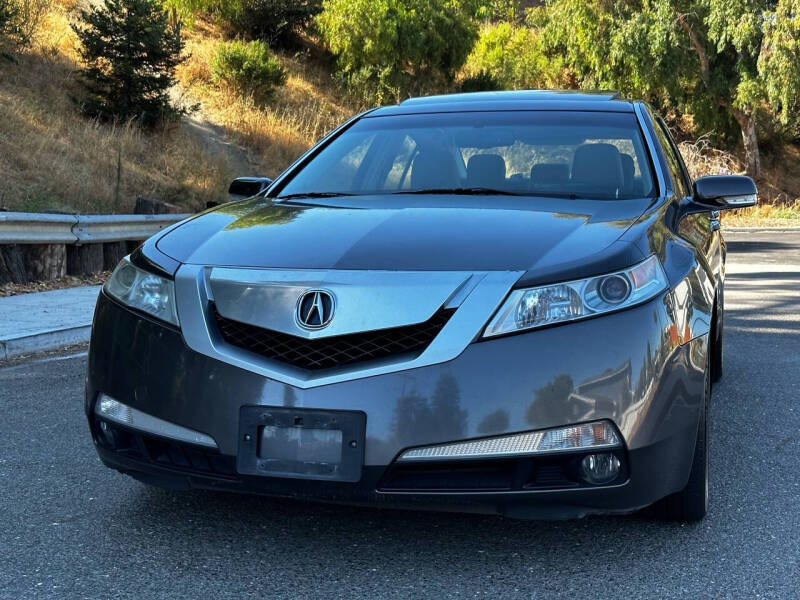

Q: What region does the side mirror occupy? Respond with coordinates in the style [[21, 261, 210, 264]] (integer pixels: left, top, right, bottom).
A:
[[693, 175, 757, 209], [228, 177, 273, 201]]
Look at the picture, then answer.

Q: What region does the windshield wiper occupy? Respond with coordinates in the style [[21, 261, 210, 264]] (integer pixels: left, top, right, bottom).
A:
[[392, 187, 522, 196], [278, 192, 358, 200]]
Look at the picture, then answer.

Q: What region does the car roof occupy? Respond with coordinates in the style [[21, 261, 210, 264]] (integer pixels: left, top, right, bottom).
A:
[[369, 90, 636, 117]]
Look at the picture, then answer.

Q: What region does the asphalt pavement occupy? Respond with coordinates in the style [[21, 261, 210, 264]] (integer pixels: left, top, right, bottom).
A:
[[1, 230, 799, 599]]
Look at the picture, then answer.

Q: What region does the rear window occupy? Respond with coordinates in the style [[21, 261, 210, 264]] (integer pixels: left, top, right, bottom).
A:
[[278, 111, 656, 201]]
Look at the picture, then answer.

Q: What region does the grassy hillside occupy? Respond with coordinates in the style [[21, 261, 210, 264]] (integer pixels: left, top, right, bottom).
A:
[[0, 0, 235, 213], [0, 5, 358, 214], [175, 19, 354, 179], [0, 2, 798, 226]]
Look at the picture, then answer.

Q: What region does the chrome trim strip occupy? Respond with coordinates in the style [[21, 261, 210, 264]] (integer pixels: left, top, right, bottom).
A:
[[175, 266, 524, 389], [209, 268, 473, 339]]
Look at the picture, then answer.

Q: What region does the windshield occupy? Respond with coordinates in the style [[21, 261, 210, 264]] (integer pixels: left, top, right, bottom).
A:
[[277, 111, 657, 201]]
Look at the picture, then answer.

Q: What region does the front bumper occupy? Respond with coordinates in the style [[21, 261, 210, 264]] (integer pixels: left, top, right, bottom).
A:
[[86, 291, 706, 519]]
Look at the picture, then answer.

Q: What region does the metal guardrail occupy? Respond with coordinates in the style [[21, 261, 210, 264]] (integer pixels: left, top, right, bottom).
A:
[[0, 212, 190, 244], [0, 213, 78, 244]]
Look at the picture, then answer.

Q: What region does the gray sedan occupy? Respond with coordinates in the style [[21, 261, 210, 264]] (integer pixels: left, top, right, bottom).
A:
[[86, 90, 756, 521]]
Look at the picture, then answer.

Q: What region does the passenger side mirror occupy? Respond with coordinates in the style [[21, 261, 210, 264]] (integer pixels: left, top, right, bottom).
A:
[[228, 177, 273, 201], [693, 175, 757, 210]]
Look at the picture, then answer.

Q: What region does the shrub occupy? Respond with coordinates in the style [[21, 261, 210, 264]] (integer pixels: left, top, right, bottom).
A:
[[210, 40, 286, 98], [459, 70, 502, 92], [73, 0, 187, 127], [317, 0, 478, 104], [223, 0, 321, 46], [463, 22, 552, 90]]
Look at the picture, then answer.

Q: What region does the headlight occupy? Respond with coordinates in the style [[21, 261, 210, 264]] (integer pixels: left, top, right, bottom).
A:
[[483, 255, 667, 337], [104, 257, 179, 326]]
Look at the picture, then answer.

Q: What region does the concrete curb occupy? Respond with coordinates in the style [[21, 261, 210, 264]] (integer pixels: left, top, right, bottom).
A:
[[0, 285, 99, 362], [725, 226, 800, 233], [0, 325, 91, 361]]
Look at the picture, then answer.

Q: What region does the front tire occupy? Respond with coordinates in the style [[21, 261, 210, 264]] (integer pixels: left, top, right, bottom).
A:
[[653, 359, 710, 522]]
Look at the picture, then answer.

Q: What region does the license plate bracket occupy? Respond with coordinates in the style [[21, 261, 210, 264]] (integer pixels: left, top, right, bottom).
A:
[[237, 406, 365, 482]]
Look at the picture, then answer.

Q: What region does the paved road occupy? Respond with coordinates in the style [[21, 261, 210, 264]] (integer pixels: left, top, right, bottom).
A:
[[1, 231, 799, 599]]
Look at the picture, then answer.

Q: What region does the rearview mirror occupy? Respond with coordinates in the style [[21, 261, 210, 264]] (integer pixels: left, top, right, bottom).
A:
[[693, 175, 757, 209], [228, 177, 273, 200]]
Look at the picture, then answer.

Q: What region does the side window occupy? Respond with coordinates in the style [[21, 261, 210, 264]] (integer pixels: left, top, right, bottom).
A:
[[653, 118, 691, 197], [288, 132, 377, 194]]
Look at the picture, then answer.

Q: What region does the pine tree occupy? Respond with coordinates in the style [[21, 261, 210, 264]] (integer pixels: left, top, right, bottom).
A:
[[0, 0, 19, 61], [73, 0, 186, 127]]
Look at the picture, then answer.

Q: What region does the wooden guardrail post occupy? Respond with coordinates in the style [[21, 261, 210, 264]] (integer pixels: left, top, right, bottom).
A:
[[23, 244, 67, 280], [0, 246, 28, 284], [67, 244, 104, 276]]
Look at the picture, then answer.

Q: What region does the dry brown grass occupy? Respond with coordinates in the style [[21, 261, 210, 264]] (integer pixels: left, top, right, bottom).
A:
[[0, 0, 233, 214], [721, 200, 800, 227], [176, 20, 356, 178]]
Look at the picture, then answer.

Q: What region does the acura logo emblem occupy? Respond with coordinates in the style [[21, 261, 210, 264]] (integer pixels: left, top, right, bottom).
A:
[[296, 290, 335, 329]]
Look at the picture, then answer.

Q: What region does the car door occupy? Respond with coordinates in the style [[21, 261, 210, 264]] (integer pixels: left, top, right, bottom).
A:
[[652, 117, 723, 283]]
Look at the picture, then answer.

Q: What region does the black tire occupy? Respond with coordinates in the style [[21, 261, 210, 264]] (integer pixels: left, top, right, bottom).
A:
[[652, 361, 710, 522], [711, 291, 724, 383]]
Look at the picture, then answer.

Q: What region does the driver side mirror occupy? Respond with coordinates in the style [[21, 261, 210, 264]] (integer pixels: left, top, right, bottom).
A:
[[693, 175, 757, 209], [228, 176, 273, 201]]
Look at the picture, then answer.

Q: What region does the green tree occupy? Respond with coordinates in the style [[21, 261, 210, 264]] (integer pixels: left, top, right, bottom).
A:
[[464, 22, 556, 89], [540, 0, 800, 177], [73, 0, 187, 127], [160, 0, 214, 25], [222, 0, 322, 46], [459, 0, 520, 21], [0, 0, 17, 60], [317, 0, 478, 104]]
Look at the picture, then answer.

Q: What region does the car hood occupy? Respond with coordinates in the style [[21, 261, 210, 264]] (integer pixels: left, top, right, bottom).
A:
[[156, 195, 653, 273]]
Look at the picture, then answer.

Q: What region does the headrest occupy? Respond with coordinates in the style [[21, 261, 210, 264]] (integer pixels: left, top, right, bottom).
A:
[[571, 143, 624, 193], [466, 154, 506, 188], [410, 147, 460, 190]]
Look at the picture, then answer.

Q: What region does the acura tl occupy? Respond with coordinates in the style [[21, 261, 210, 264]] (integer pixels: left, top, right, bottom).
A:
[[86, 91, 757, 521]]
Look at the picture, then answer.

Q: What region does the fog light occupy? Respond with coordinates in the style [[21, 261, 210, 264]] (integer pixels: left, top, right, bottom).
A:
[[397, 421, 621, 462], [581, 452, 621, 484], [98, 420, 117, 447], [94, 394, 218, 448]]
